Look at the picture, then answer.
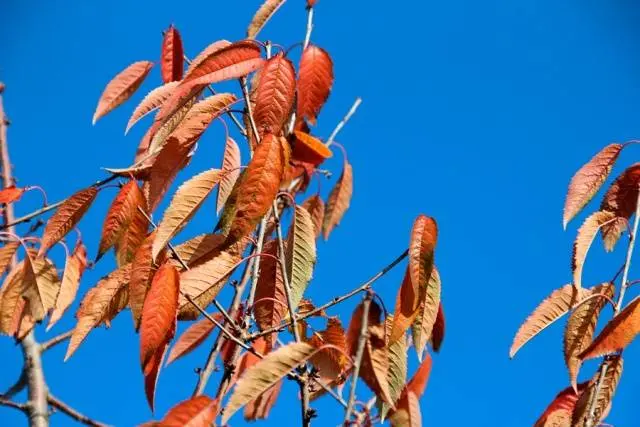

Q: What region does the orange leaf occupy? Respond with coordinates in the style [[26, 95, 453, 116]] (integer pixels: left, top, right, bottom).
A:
[[389, 391, 421, 427], [224, 134, 287, 243], [600, 163, 640, 251], [534, 383, 586, 427], [563, 143, 623, 228], [173, 233, 227, 267], [346, 299, 382, 355], [322, 159, 352, 240], [96, 181, 146, 262], [161, 25, 184, 83], [301, 193, 325, 239], [572, 356, 622, 426], [572, 211, 615, 289], [253, 54, 296, 137], [166, 314, 221, 366], [140, 263, 180, 370], [308, 317, 349, 380], [186, 40, 231, 76], [144, 344, 168, 413], [154, 396, 218, 427], [0, 241, 20, 277], [410, 267, 441, 359], [510, 284, 583, 358], [92, 61, 154, 124], [297, 45, 334, 125], [183, 40, 262, 85], [291, 131, 333, 166], [130, 232, 162, 330], [247, 0, 286, 39], [253, 240, 287, 343], [244, 380, 282, 421], [407, 351, 432, 398], [114, 200, 148, 267], [126, 81, 179, 134], [39, 187, 98, 256], [360, 323, 395, 407], [429, 302, 445, 353], [217, 137, 242, 214], [0, 186, 25, 204], [580, 297, 640, 360], [47, 241, 88, 330]]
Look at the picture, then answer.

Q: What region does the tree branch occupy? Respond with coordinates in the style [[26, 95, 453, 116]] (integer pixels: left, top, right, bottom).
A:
[[326, 98, 362, 147], [344, 292, 372, 423], [1, 369, 27, 399], [48, 394, 109, 427], [0, 396, 27, 413], [40, 330, 73, 353]]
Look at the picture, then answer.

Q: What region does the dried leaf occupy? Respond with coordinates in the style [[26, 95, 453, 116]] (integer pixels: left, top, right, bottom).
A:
[[301, 194, 325, 238], [381, 315, 408, 420], [155, 396, 218, 427], [572, 211, 615, 289], [144, 344, 168, 413], [297, 45, 334, 125], [65, 264, 132, 360], [0, 186, 25, 204], [152, 169, 224, 261], [322, 160, 352, 239], [126, 81, 180, 134], [253, 54, 296, 137], [510, 284, 584, 358], [161, 25, 184, 83], [173, 233, 227, 267], [308, 317, 349, 380], [534, 383, 586, 427], [285, 204, 316, 308], [39, 187, 98, 256], [93, 61, 154, 124], [222, 342, 316, 424], [600, 163, 640, 251], [166, 315, 221, 366], [564, 283, 614, 390], [407, 351, 432, 398], [360, 323, 395, 407], [183, 40, 262, 85], [47, 241, 88, 330], [563, 143, 623, 228], [217, 137, 242, 214], [572, 356, 622, 427], [389, 391, 422, 427], [0, 241, 19, 277], [411, 268, 441, 359], [97, 181, 146, 261], [346, 299, 382, 355], [247, 0, 286, 39], [244, 380, 282, 421], [580, 296, 640, 360], [253, 240, 287, 342], [114, 199, 148, 267]]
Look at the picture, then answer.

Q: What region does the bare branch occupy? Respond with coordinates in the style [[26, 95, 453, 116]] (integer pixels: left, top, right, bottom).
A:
[[40, 330, 73, 353], [48, 393, 109, 427], [0, 396, 27, 413], [326, 98, 362, 147], [1, 369, 27, 399]]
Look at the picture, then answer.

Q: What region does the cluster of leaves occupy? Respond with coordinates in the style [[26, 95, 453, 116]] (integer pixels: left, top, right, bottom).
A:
[[0, 1, 447, 426], [511, 141, 640, 426]]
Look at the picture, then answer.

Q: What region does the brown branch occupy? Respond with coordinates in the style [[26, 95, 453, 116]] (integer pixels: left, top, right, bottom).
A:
[[0, 396, 27, 413], [2, 369, 27, 399], [40, 330, 73, 353], [344, 292, 373, 423], [48, 394, 109, 427]]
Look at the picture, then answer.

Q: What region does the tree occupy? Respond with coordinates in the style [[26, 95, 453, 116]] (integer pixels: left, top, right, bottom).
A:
[[511, 141, 640, 426], [0, 1, 445, 426]]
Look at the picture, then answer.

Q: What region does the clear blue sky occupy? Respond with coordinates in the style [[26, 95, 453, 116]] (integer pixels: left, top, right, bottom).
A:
[[2, 1, 640, 425]]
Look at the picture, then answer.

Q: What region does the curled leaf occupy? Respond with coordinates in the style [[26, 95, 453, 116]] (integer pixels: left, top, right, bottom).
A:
[[301, 194, 325, 239], [291, 131, 333, 166], [0, 241, 20, 277], [534, 383, 586, 427], [572, 356, 622, 427], [308, 317, 350, 380], [247, 0, 286, 39], [572, 211, 615, 289], [285, 205, 317, 308], [161, 25, 184, 83], [126, 81, 179, 134], [600, 163, 640, 251], [47, 241, 88, 330]]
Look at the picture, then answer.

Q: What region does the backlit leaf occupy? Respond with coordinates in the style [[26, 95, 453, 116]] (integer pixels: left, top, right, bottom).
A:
[[301, 194, 325, 238], [253, 54, 296, 137], [253, 240, 287, 343], [360, 323, 395, 407], [407, 351, 432, 398], [130, 232, 162, 330], [429, 302, 445, 353], [155, 396, 218, 427], [217, 137, 242, 214], [0, 186, 25, 204], [92, 61, 154, 124], [152, 169, 224, 261], [297, 45, 334, 125], [510, 284, 584, 358], [563, 143, 623, 228], [572, 211, 615, 289], [161, 25, 184, 83], [389, 391, 421, 427], [186, 40, 231, 76], [322, 160, 352, 240], [412, 268, 442, 359], [222, 342, 316, 424], [534, 383, 586, 427], [144, 344, 168, 413], [572, 356, 622, 427], [247, 0, 286, 39], [291, 131, 333, 166], [126, 81, 179, 134], [600, 163, 640, 251], [166, 315, 221, 366], [308, 317, 350, 380], [173, 233, 227, 267], [285, 204, 317, 308], [47, 241, 88, 330], [183, 40, 262, 85], [114, 199, 148, 267], [244, 380, 282, 421], [381, 315, 407, 420], [0, 241, 19, 277]]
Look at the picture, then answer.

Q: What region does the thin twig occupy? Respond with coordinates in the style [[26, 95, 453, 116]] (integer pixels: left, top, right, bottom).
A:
[[0, 396, 27, 412], [240, 77, 261, 148], [344, 292, 373, 423], [303, 7, 314, 49], [48, 393, 109, 427], [326, 98, 362, 147], [1, 369, 27, 399], [40, 330, 73, 353]]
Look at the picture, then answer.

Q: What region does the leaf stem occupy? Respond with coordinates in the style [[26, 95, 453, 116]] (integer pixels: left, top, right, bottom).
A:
[[326, 98, 362, 147]]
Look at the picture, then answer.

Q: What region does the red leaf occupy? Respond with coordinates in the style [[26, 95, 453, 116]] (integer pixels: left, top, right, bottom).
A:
[[144, 344, 168, 413], [161, 25, 184, 83], [155, 396, 218, 426], [92, 61, 154, 124], [217, 137, 242, 214], [253, 54, 296, 137], [130, 231, 163, 330], [600, 163, 640, 251], [407, 351, 432, 398], [126, 82, 179, 134], [183, 40, 263, 85], [166, 315, 221, 366], [297, 45, 334, 125], [291, 131, 333, 166], [430, 302, 445, 352], [535, 383, 586, 427], [322, 159, 353, 240], [0, 186, 25, 204], [253, 240, 287, 344]]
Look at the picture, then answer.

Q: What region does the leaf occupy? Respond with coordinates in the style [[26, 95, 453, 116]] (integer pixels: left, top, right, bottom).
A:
[[407, 351, 432, 398], [285, 205, 317, 308], [47, 241, 88, 330], [152, 169, 224, 261], [247, 0, 286, 39], [600, 163, 640, 251], [291, 131, 333, 166], [563, 143, 623, 228], [186, 40, 231, 75], [297, 45, 334, 125], [173, 233, 227, 267], [572, 211, 615, 289], [381, 315, 408, 420], [161, 25, 184, 83], [0, 265, 28, 335], [114, 200, 148, 267], [146, 96, 197, 159], [39, 187, 98, 256], [225, 134, 287, 243], [0, 186, 25, 204], [301, 194, 325, 238], [244, 380, 282, 421], [92, 61, 154, 124], [429, 302, 445, 353], [322, 159, 353, 239], [411, 268, 442, 359], [308, 317, 350, 380], [510, 284, 584, 358], [126, 82, 180, 134], [346, 299, 382, 355], [65, 264, 132, 360], [96, 181, 146, 262], [217, 137, 242, 214], [166, 315, 221, 366], [222, 342, 316, 424], [144, 344, 168, 413], [360, 323, 395, 407], [564, 283, 614, 390], [580, 296, 640, 360], [572, 356, 622, 427], [183, 40, 263, 85], [140, 263, 180, 369], [0, 241, 19, 277], [253, 240, 287, 342], [253, 54, 296, 137], [534, 383, 586, 427], [130, 232, 162, 330], [154, 396, 218, 427], [389, 391, 422, 427]]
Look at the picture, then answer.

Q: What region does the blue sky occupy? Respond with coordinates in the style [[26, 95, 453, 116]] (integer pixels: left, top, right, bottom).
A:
[[2, 0, 640, 425]]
